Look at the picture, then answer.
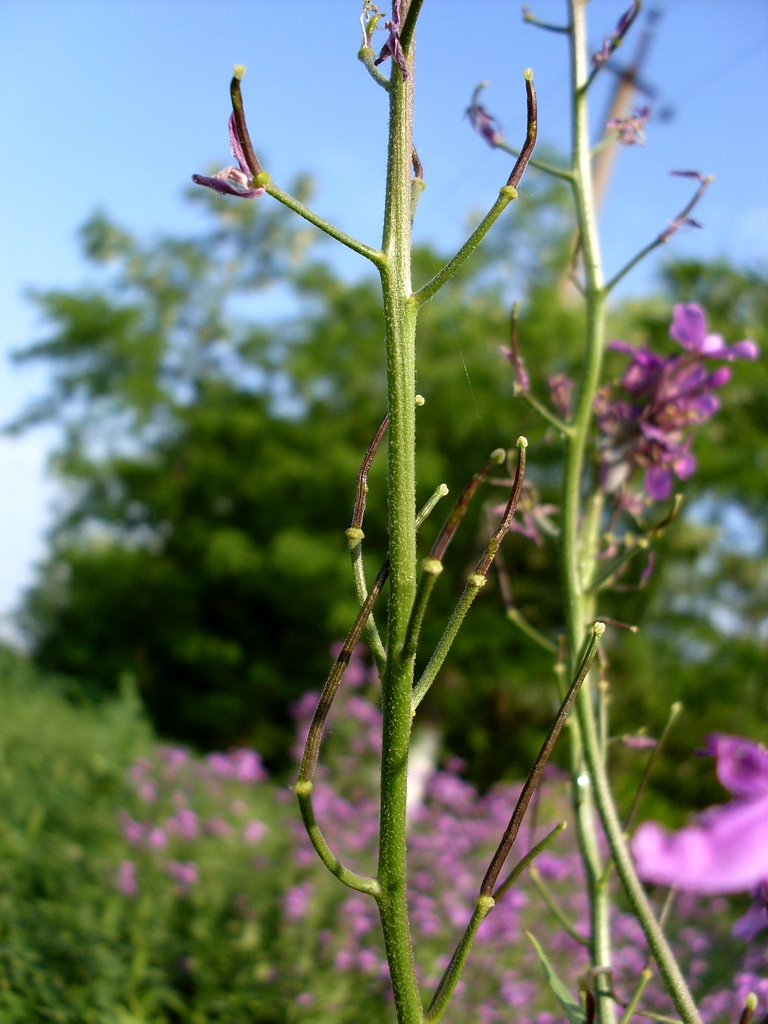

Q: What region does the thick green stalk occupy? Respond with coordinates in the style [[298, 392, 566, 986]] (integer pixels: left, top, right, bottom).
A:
[[561, 4, 613, 1020], [375, 14, 423, 1021], [561, 6, 702, 1022]]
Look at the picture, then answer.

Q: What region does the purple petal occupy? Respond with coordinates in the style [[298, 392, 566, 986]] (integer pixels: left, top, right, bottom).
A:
[[665, 361, 708, 395], [677, 391, 720, 420], [615, 0, 641, 38], [644, 465, 672, 501], [467, 104, 503, 147], [699, 332, 728, 357], [673, 452, 696, 480], [192, 172, 265, 199], [227, 113, 250, 175], [732, 898, 768, 941], [670, 170, 707, 182], [608, 339, 637, 355], [509, 514, 541, 545], [632, 796, 768, 894], [547, 374, 574, 420], [618, 348, 665, 394], [374, 1, 408, 80], [705, 735, 768, 799], [639, 550, 656, 587], [708, 366, 732, 388], [640, 422, 674, 445], [670, 304, 708, 352], [621, 735, 658, 750], [731, 339, 760, 360]]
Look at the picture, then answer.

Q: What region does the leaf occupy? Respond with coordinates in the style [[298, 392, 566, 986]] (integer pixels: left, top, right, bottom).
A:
[[525, 930, 587, 1024]]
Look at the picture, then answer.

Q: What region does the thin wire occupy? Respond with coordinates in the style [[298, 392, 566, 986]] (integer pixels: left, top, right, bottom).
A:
[[672, 35, 768, 105], [453, 327, 489, 449]]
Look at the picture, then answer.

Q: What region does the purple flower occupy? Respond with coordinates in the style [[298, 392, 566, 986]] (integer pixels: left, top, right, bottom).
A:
[[169, 807, 200, 840], [490, 484, 557, 547], [284, 881, 315, 922], [166, 860, 199, 893], [206, 817, 233, 837], [373, 1, 408, 80], [466, 83, 504, 148], [192, 114, 265, 199], [591, 0, 641, 69], [118, 809, 144, 846], [621, 734, 658, 750], [733, 884, 768, 942], [670, 304, 759, 362], [547, 373, 574, 422], [244, 819, 268, 844], [116, 859, 138, 897], [632, 734, 768, 897], [596, 304, 758, 501], [206, 747, 267, 783], [147, 826, 168, 849], [137, 781, 157, 803], [607, 106, 650, 146]]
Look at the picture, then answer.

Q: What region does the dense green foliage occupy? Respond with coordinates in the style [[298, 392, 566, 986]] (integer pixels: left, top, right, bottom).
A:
[[0, 649, 754, 1022], [0, 648, 312, 1022], [10, 183, 767, 800]]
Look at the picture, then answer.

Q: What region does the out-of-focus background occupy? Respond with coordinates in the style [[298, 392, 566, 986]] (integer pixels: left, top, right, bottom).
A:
[[0, 1, 766, 1019]]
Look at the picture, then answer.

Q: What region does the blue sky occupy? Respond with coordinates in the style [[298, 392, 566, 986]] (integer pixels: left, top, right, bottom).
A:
[[0, 0, 766, 634]]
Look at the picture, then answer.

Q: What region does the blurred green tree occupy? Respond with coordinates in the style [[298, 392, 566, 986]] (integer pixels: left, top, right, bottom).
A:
[[10, 178, 767, 798]]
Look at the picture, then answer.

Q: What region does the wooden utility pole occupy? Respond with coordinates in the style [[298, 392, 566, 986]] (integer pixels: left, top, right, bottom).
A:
[[592, 9, 661, 212]]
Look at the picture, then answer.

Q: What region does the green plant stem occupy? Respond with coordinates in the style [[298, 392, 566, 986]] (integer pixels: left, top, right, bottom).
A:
[[413, 187, 518, 306], [413, 72, 537, 306], [404, 448, 505, 662], [346, 483, 448, 675], [584, 724, 703, 1023], [520, 390, 574, 435], [559, 7, 703, 1022], [358, 46, 391, 91], [522, 8, 571, 35], [494, 820, 567, 898], [425, 896, 495, 1023], [416, 484, 450, 530], [374, 16, 423, 1020], [492, 537, 558, 654], [411, 573, 486, 711], [299, 560, 390, 784], [561, 4, 613, 1020], [624, 702, 682, 835], [412, 441, 527, 711], [480, 623, 604, 897], [619, 969, 654, 1024], [347, 413, 390, 670], [261, 180, 385, 266], [400, 0, 425, 53], [348, 535, 388, 670], [505, 607, 558, 653], [427, 822, 567, 1024], [403, 560, 442, 662], [529, 867, 590, 946], [587, 536, 649, 594], [604, 176, 712, 294], [294, 780, 380, 896], [495, 139, 574, 182]]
